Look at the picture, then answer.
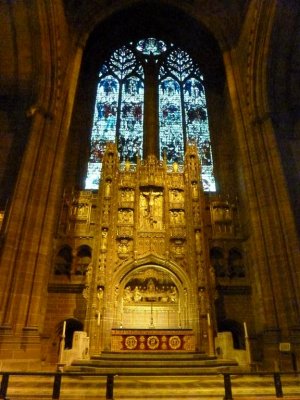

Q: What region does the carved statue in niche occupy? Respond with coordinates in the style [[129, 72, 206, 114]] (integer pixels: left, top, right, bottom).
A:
[[97, 287, 104, 311], [198, 287, 207, 314], [170, 189, 183, 203], [170, 210, 184, 225], [104, 180, 112, 198], [140, 189, 163, 229], [191, 181, 199, 200], [195, 229, 201, 252], [117, 238, 132, 258], [120, 188, 134, 202], [100, 228, 108, 251]]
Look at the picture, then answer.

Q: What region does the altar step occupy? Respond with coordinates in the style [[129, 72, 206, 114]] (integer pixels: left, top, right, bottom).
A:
[[68, 352, 238, 374]]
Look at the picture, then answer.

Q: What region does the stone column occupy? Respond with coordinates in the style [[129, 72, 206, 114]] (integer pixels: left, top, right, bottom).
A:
[[223, 0, 300, 367], [143, 56, 160, 159], [0, 0, 83, 365]]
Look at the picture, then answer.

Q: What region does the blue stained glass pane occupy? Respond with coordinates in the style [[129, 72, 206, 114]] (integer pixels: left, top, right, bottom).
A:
[[119, 76, 144, 163], [136, 38, 167, 55], [85, 75, 119, 189], [85, 162, 101, 189], [159, 78, 184, 163], [184, 78, 216, 191]]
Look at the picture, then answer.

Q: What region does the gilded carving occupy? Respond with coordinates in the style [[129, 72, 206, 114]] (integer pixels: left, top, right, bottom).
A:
[[125, 335, 138, 349], [140, 188, 163, 229], [170, 238, 185, 259], [170, 210, 185, 225], [100, 228, 108, 252], [117, 239, 132, 258], [195, 229, 201, 253], [169, 188, 184, 204], [102, 204, 110, 223], [191, 181, 199, 200], [198, 287, 207, 314], [119, 188, 134, 202], [118, 209, 134, 224], [117, 226, 133, 238], [147, 336, 159, 349], [123, 276, 178, 304], [104, 180, 112, 198], [169, 336, 181, 349], [71, 202, 89, 220]]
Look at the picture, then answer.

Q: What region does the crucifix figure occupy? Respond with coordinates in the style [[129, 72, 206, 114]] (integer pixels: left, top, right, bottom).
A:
[[142, 189, 163, 228], [143, 189, 162, 216]]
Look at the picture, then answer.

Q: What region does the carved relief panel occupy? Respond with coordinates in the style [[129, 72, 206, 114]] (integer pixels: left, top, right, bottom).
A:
[[118, 187, 135, 207], [117, 238, 133, 259], [118, 209, 134, 225], [117, 267, 184, 330]]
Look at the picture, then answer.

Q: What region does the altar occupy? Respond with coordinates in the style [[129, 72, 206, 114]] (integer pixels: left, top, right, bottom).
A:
[[111, 329, 195, 352]]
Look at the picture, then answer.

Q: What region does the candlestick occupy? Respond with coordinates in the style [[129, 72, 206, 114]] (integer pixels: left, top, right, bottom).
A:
[[243, 321, 248, 338], [62, 320, 66, 337], [207, 313, 215, 356], [207, 313, 211, 326]]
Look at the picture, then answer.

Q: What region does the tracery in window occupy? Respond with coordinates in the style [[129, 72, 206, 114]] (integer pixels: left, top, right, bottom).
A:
[[85, 38, 216, 191]]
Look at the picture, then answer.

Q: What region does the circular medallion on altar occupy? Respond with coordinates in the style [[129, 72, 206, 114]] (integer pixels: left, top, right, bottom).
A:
[[125, 335, 138, 350], [169, 335, 181, 350], [147, 335, 159, 349]]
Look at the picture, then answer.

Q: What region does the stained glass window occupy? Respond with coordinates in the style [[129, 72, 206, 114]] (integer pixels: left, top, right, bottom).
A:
[[85, 47, 144, 189], [85, 38, 216, 191]]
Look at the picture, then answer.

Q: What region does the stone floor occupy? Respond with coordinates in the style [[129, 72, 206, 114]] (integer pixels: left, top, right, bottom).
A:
[[2, 373, 300, 399]]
